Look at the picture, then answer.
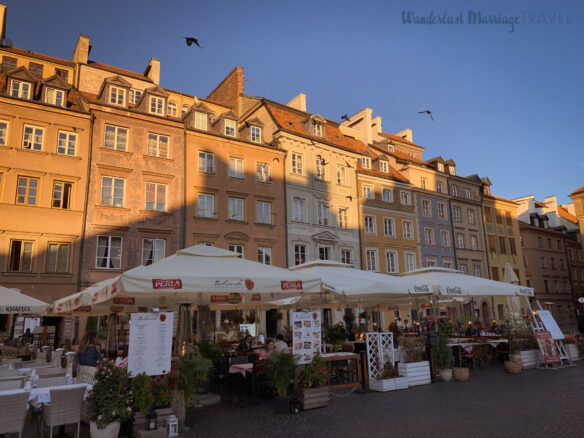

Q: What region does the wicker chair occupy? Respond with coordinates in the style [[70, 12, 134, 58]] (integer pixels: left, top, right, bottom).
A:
[[0, 378, 24, 390], [41, 386, 86, 438], [0, 390, 29, 437], [37, 375, 68, 388]]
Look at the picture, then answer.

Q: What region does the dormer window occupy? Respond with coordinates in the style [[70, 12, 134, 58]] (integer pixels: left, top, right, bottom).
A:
[[225, 119, 236, 137], [167, 101, 178, 117], [387, 145, 394, 152], [109, 86, 126, 106], [45, 88, 65, 107], [129, 89, 142, 104], [10, 79, 31, 99], [251, 126, 261, 143], [195, 112, 207, 130], [361, 157, 371, 169], [182, 105, 190, 117], [437, 162, 444, 172], [379, 161, 388, 173], [448, 166, 456, 175], [149, 96, 164, 116], [312, 123, 323, 137]]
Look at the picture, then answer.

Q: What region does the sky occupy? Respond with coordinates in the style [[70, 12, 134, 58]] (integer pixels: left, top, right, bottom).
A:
[[2, 0, 582, 205]]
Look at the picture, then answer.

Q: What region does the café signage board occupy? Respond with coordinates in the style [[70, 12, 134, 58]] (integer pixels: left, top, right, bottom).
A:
[[292, 311, 321, 365], [128, 312, 173, 377]]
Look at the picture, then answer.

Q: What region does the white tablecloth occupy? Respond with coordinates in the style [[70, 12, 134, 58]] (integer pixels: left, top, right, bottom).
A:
[[28, 383, 91, 408]]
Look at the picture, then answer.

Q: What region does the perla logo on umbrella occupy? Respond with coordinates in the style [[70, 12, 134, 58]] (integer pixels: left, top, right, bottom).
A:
[[281, 280, 303, 290], [152, 279, 183, 289], [414, 285, 430, 293], [446, 286, 462, 294]]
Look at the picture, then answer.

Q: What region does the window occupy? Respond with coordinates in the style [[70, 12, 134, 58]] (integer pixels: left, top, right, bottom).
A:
[[420, 177, 428, 190], [440, 230, 450, 247], [52, 181, 72, 209], [405, 252, 417, 272], [436, 181, 443, 193], [338, 208, 348, 229], [257, 247, 272, 265], [402, 220, 414, 239], [229, 197, 244, 221], [317, 202, 329, 225], [365, 249, 378, 272], [228, 157, 244, 178], [256, 163, 270, 182], [438, 202, 447, 220], [443, 258, 453, 269], [560, 258, 564, 270], [251, 126, 261, 143], [46, 243, 70, 273], [550, 257, 555, 270], [456, 234, 465, 249], [315, 158, 326, 180], [465, 188, 471, 199], [147, 133, 169, 158], [55, 68, 68, 82], [449, 166, 456, 176], [2, 56, 17, 70], [318, 245, 331, 260], [557, 240, 562, 250], [109, 86, 126, 106], [45, 88, 65, 107], [363, 184, 374, 200], [195, 112, 207, 130], [9, 240, 34, 272], [460, 264, 467, 274], [384, 218, 395, 237], [400, 191, 411, 205], [453, 206, 461, 222], [538, 237, 543, 248], [505, 211, 512, 226], [382, 189, 393, 203], [100, 176, 124, 207], [294, 244, 307, 265], [386, 251, 398, 274], [491, 267, 500, 281], [426, 257, 437, 267], [181, 105, 190, 117], [361, 157, 371, 169], [16, 176, 39, 205], [198, 152, 215, 173], [96, 236, 122, 269], [292, 198, 305, 222], [149, 96, 164, 115], [257, 201, 271, 224], [451, 185, 458, 197], [540, 256, 546, 268], [379, 161, 388, 173], [470, 235, 478, 251], [467, 209, 475, 224], [291, 153, 303, 175], [0, 120, 8, 145], [57, 131, 77, 156], [104, 125, 128, 151], [197, 193, 214, 217], [167, 101, 178, 117], [129, 89, 142, 104], [473, 265, 481, 277], [341, 249, 352, 265], [145, 182, 166, 211], [421, 199, 431, 216], [364, 215, 376, 235], [499, 237, 507, 254], [437, 163, 444, 172], [225, 119, 236, 137], [496, 210, 503, 225], [312, 123, 323, 137], [484, 207, 493, 223], [22, 125, 44, 151], [424, 228, 434, 245], [142, 238, 165, 265], [544, 280, 549, 292], [10, 79, 31, 99], [228, 244, 244, 258], [337, 165, 346, 185]]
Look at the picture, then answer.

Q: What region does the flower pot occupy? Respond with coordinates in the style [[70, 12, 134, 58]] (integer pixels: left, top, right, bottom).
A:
[[397, 361, 431, 386], [504, 360, 522, 374], [298, 386, 330, 409], [453, 367, 469, 381], [438, 369, 453, 382], [90, 421, 120, 438], [274, 396, 291, 414], [566, 344, 580, 361], [518, 350, 539, 369]]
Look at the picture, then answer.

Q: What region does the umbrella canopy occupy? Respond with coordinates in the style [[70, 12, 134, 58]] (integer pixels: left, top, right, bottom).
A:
[[50, 245, 322, 314], [400, 267, 534, 297], [0, 286, 48, 314], [503, 263, 520, 284]]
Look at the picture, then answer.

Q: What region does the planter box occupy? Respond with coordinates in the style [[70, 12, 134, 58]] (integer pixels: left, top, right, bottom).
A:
[[397, 361, 431, 387], [519, 350, 539, 369], [566, 344, 581, 361], [297, 387, 330, 410], [369, 376, 408, 392]]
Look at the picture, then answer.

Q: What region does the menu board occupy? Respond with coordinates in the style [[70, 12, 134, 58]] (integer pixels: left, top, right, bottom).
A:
[[292, 311, 321, 365], [535, 331, 561, 364], [239, 323, 256, 337], [128, 312, 173, 377]]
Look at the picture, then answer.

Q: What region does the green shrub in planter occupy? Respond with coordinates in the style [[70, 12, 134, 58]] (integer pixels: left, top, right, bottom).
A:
[[266, 352, 296, 398], [131, 372, 155, 414]]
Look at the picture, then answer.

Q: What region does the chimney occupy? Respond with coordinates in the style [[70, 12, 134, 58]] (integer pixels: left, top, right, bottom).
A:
[[206, 66, 244, 115], [144, 58, 160, 85], [286, 93, 306, 112], [544, 196, 557, 211], [371, 115, 383, 141], [0, 4, 7, 42], [396, 129, 413, 142], [72, 34, 90, 64]]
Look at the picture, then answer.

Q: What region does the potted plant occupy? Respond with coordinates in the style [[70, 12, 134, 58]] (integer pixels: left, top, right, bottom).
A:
[[266, 352, 296, 413], [323, 323, 346, 352], [397, 336, 431, 386], [177, 354, 212, 427], [433, 321, 453, 382], [130, 372, 155, 431], [89, 360, 133, 438], [297, 353, 329, 409], [369, 357, 409, 392]]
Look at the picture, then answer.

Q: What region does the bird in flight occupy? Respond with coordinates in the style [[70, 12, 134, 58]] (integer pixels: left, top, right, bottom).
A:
[[345, 160, 353, 168], [184, 37, 203, 48], [341, 114, 350, 122], [346, 195, 353, 201], [418, 110, 434, 121]]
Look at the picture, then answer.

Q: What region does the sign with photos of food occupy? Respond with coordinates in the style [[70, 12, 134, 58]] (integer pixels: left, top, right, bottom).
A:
[[292, 311, 321, 365]]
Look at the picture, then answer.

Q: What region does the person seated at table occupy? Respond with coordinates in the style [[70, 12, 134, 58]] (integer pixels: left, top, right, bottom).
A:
[[95, 343, 106, 361], [21, 328, 33, 345], [78, 331, 101, 366], [114, 346, 126, 365], [274, 334, 288, 354], [236, 334, 253, 353], [260, 339, 275, 359]]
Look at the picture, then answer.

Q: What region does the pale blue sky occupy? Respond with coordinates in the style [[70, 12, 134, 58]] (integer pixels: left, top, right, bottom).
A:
[[3, 0, 582, 204]]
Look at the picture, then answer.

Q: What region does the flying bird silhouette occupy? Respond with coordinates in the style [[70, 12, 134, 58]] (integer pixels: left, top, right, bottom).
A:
[[340, 114, 349, 122], [184, 37, 202, 48], [418, 110, 434, 121], [345, 160, 353, 168], [346, 195, 353, 201]]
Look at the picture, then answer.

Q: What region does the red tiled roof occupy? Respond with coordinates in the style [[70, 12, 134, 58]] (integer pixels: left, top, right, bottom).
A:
[[558, 205, 578, 224], [357, 146, 409, 183], [1, 47, 75, 67], [87, 61, 151, 82], [369, 142, 426, 166], [380, 132, 423, 148], [571, 185, 584, 196]]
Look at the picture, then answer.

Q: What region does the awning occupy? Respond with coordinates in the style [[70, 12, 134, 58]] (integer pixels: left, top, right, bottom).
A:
[[0, 286, 48, 314]]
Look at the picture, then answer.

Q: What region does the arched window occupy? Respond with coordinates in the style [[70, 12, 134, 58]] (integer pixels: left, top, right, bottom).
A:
[[181, 105, 190, 117], [167, 101, 178, 117]]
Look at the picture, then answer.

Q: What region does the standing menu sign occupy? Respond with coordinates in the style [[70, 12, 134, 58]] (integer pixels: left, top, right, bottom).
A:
[[128, 312, 173, 377], [292, 311, 321, 365], [535, 331, 561, 364]]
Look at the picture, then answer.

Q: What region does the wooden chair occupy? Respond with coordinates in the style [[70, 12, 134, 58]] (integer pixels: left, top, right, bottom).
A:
[[0, 390, 29, 438], [37, 375, 68, 388], [41, 386, 86, 438]]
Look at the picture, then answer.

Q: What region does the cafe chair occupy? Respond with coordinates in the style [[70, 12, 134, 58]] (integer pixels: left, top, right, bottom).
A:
[[41, 386, 86, 438], [0, 377, 24, 390], [37, 375, 68, 388], [0, 390, 29, 438]]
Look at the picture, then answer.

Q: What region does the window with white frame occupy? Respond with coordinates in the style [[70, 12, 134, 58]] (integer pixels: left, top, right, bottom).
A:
[[0, 120, 8, 145], [386, 250, 398, 274], [317, 201, 329, 225], [449, 166, 456, 176], [338, 208, 348, 229], [337, 165, 346, 185], [315, 158, 326, 180], [382, 188, 393, 202], [363, 184, 374, 200], [251, 126, 261, 143], [142, 238, 166, 265], [149, 96, 164, 115], [225, 119, 236, 137], [195, 112, 207, 130], [104, 125, 128, 151], [46, 242, 70, 273], [147, 133, 169, 158], [228, 157, 244, 178], [436, 181, 444, 193], [229, 197, 244, 221], [405, 252, 417, 272], [456, 233, 465, 249], [197, 193, 214, 217], [109, 86, 126, 106], [167, 101, 178, 117], [442, 257, 453, 269], [451, 185, 458, 196], [402, 220, 414, 239], [294, 244, 307, 265], [129, 89, 142, 104], [22, 125, 44, 151], [364, 215, 376, 235], [292, 197, 305, 222], [384, 218, 396, 237], [465, 188, 471, 199], [453, 206, 461, 222], [312, 122, 323, 137], [459, 264, 467, 274], [467, 209, 475, 224], [473, 265, 481, 277], [228, 244, 244, 258], [256, 162, 270, 182], [379, 161, 388, 173], [9, 240, 34, 272], [424, 228, 434, 245], [291, 153, 303, 175], [341, 248, 352, 265], [257, 247, 272, 265], [426, 257, 437, 267], [318, 245, 331, 260], [361, 157, 371, 169], [470, 235, 478, 251], [145, 182, 167, 211], [96, 235, 122, 269], [438, 202, 447, 220], [10, 79, 31, 99], [421, 199, 431, 216], [437, 162, 444, 172], [57, 131, 77, 156], [16, 176, 39, 205], [45, 88, 65, 107], [422, 178, 429, 190], [52, 181, 72, 209], [440, 230, 450, 247], [257, 201, 271, 224], [100, 176, 125, 207], [198, 151, 215, 173], [400, 191, 411, 205], [365, 249, 378, 272]]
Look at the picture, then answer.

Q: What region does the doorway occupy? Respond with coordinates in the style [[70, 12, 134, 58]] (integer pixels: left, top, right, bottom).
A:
[[266, 309, 278, 338]]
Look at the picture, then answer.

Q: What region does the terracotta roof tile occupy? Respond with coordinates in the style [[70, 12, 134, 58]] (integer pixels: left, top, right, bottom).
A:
[[571, 185, 584, 196], [87, 61, 151, 82], [380, 132, 423, 148], [1, 47, 74, 67], [558, 205, 578, 224]]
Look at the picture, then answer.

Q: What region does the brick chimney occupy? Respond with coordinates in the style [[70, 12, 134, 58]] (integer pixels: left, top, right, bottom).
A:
[[206, 66, 244, 115], [144, 58, 160, 85], [72, 34, 90, 64]]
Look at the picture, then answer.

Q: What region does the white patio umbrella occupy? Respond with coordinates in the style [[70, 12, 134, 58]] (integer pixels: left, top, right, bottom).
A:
[[503, 263, 520, 284], [0, 286, 48, 314]]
